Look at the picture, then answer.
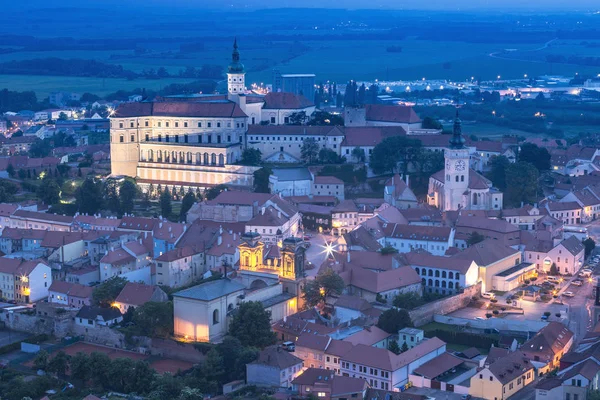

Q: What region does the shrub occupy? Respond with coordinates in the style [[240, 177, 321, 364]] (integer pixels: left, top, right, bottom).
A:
[[490, 298, 498, 303], [501, 307, 506, 311], [493, 310, 499, 315], [486, 313, 493, 319], [544, 312, 551, 317], [506, 299, 512, 304], [555, 313, 561, 318], [423, 329, 498, 349]]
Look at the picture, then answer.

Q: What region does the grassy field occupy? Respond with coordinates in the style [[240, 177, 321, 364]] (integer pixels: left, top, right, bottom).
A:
[[0, 75, 198, 98]]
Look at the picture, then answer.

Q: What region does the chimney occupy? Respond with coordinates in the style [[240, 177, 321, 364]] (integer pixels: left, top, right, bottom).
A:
[[159, 222, 163, 229], [261, 207, 266, 215], [233, 233, 237, 240], [139, 238, 142, 245], [278, 211, 281, 219], [219, 225, 223, 235], [168, 226, 172, 233], [405, 174, 410, 188], [218, 235, 222, 246]]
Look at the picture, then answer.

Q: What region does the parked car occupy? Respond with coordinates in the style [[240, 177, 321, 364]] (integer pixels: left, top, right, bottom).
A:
[[546, 276, 560, 283], [572, 280, 583, 287], [481, 292, 495, 299], [541, 315, 549, 320], [563, 291, 575, 297], [281, 341, 295, 352]]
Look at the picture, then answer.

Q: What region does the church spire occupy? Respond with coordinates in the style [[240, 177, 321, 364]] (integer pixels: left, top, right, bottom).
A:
[[228, 38, 244, 74], [449, 109, 466, 149]]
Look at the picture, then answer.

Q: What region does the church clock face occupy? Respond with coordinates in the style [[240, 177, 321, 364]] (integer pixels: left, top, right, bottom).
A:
[[455, 160, 466, 171]]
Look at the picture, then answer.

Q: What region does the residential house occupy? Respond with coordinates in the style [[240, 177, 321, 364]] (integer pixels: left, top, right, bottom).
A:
[[0, 228, 47, 255], [398, 328, 424, 349], [246, 345, 304, 388], [269, 168, 313, 197], [47, 281, 93, 308], [75, 305, 123, 328], [453, 216, 520, 249], [291, 368, 369, 400], [498, 205, 544, 231], [344, 104, 422, 131], [313, 176, 345, 201], [260, 92, 315, 125], [340, 126, 407, 161], [525, 236, 585, 275], [560, 186, 600, 223], [332, 200, 359, 236], [384, 174, 418, 209], [469, 351, 535, 400], [65, 266, 100, 286], [340, 338, 446, 390], [0, 258, 51, 303], [9, 210, 73, 231], [520, 322, 574, 374], [113, 282, 168, 314], [378, 224, 454, 256], [155, 246, 203, 288], [544, 201, 583, 225], [152, 221, 186, 258]]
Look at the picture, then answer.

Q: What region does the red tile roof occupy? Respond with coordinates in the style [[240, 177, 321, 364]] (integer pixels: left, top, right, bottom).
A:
[[100, 249, 135, 265], [114, 101, 247, 118], [314, 176, 344, 185], [341, 126, 406, 147], [381, 223, 452, 242], [365, 104, 421, 124], [115, 282, 159, 307], [262, 92, 314, 109]]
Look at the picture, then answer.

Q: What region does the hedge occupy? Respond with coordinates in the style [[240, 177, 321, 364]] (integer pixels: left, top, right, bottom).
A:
[[425, 329, 498, 349]]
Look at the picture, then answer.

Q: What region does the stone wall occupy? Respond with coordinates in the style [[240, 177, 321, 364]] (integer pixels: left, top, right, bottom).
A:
[[409, 282, 482, 327], [0, 307, 77, 337], [150, 338, 205, 363]]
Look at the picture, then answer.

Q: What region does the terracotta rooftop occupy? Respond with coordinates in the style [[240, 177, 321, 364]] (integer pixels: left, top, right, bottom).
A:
[[365, 104, 421, 124], [114, 101, 247, 118], [412, 352, 464, 379], [452, 239, 520, 266], [262, 92, 314, 109], [314, 175, 344, 185], [115, 282, 160, 307], [381, 223, 452, 242], [341, 126, 406, 147]]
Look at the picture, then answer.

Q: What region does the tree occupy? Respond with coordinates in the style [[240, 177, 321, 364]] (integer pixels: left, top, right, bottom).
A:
[[205, 184, 227, 201], [133, 301, 174, 338], [240, 148, 262, 166], [400, 341, 409, 352], [584, 238, 596, 258], [370, 136, 423, 175], [550, 263, 559, 276], [302, 269, 345, 307], [119, 179, 138, 214], [519, 143, 551, 171], [392, 292, 423, 309], [18, 169, 26, 180], [229, 301, 276, 348], [37, 177, 61, 205], [387, 339, 400, 355], [92, 276, 128, 307], [76, 177, 103, 214], [488, 155, 510, 192], [104, 178, 121, 213], [253, 166, 272, 194], [70, 352, 92, 382], [47, 351, 69, 378], [504, 162, 539, 207], [58, 112, 68, 120], [377, 308, 413, 334], [29, 139, 52, 158], [288, 111, 308, 125], [318, 148, 344, 164], [6, 164, 15, 178], [160, 187, 172, 218], [89, 352, 112, 389], [202, 348, 226, 388], [467, 231, 486, 246], [180, 191, 196, 222], [351, 147, 366, 163], [215, 336, 258, 383], [307, 111, 344, 126], [381, 246, 398, 255], [301, 137, 319, 164], [33, 349, 49, 371], [422, 116, 443, 130], [178, 387, 205, 400]]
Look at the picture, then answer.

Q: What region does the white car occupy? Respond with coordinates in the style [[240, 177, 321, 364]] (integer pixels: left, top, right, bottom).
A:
[[572, 281, 583, 286], [563, 291, 575, 297], [481, 292, 495, 299]]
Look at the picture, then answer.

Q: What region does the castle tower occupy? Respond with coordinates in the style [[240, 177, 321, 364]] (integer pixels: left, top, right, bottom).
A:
[[443, 111, 470, 211], [280, 237, 305, 280], [227, 38, 246, 101]]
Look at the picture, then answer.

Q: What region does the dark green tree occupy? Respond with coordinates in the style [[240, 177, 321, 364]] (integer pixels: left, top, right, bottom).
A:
[[18, 169, 26, 180], [33, 349, 49, 371], [253, 166, 272, 193], [351, 147, 366, 162], [160, 187, 173, 218], [89, 352, 112, 389], [550, 263, 559, 276], [119, 179, 138, 214], [205, 184, 227, 200], [104, 178, 121, 213], [37, 177, 61, 204], [307, 111, 344, 126], [180, 191, 196, 222], [92, 276, 128, 307], [47, 351, 70, 378], [584, 238, 596, 258], [467, 231, 486, 246], [387, 339, 400, 355], [519, 143, 551, 171], [318, 148, 344, 164], [6, 164, 15, 177], [302, 268, 345, 307], [70, 352, 92, 382], [288, 111, 308, 125], [370, 136, 423, 175], [422, 116, 443, 130], [240, 148, 262, 166], [76, 177, 103, 214], [504, 162, 539, 207], [400, 341, 409, 352], [488, 155, 510, 191], [301, 137, 319, 164], [229, 301, 276, 348], [392, 292, 424, 310], [377, 308, 413, 334], [133, 301, 173, 338]]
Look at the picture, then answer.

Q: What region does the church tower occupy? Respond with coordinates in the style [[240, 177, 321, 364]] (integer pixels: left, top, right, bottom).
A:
[[443, 111, 470, 211], [227, 38, 245, 101]]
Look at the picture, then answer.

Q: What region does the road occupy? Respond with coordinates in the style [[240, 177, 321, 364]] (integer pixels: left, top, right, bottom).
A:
[[303, 233, 339, 279]]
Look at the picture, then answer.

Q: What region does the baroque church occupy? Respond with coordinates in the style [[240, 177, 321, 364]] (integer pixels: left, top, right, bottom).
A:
[[427, 113, 503, 211], [109, 40, 315, 192]]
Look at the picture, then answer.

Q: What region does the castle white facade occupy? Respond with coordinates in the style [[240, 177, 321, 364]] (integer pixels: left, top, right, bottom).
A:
[[427, 116, 503, 212]]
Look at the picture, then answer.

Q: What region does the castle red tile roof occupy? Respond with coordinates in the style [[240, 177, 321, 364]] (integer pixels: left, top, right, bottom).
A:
[[365, 104, 421, 124], [341, 126, 406, 147], [262, 92, 314, 109], [114, 101, 247, 118]]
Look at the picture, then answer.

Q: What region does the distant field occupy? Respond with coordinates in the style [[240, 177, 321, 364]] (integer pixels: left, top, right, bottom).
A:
[[0, 75, 198, 98]]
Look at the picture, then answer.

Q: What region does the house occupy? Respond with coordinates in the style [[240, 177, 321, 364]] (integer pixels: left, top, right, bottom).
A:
[[543, 201, 583, 225], [313, 176, 345, 201], [294, 334, 354, 373], [344, 104, 422, 131], [75, 305, 123, 327], [410, 351, 480, 395], [65, 265, 100, 286], [155, 246, 204, 288], [329, 295, 382, 325], [173, 279, 246, 343], [404, 252, 479, 295], [0, 258, 51, 303], [469, 351, 535, 400], [291, 368, 369, 400], [384, 174, 418, 209], [246, 345, 304, 388], [9, 210, 73, 231], [269, 168, 313, 197], [378, 224, 454, 256], [260, 92, 315, 125], [340, 126, 407, 161], [152, 220, 186, 258], [113, 282, 168, 314], [453, 216, 520, 249], [47, 281, 93, 308], [398, 328, 424, 349], [520, 322, 574, 374], [397, 207, 443, 226], [525, 235, 585, 275], [498, 205, 544, 231], [339, 338, 446, 390]]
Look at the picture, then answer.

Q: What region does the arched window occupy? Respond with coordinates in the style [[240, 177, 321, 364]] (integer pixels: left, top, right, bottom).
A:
[[428, 279, 433, 286], [449, 282, 454, 289], [196, 153, 201, 164], [211, 153, 217, 165], [435, 270, 440, 278], [212, 309, 219, 325], [187, 152, 192, 164], [148, 149, 154, 161], [435, 280, 440, 287], [422, 278, 426, 286], [157, 150, 163, 162], [448, 272, 453, 279], [218, 154, 224, 166], [204, 153, 209, 165], [428, 270, 433, 277], [442, 271, 447, 278], [473, 193, 478, 205], [179, 151, 185, 164], [415, 268, 420, 275], [441, 281, 446, 288], [172, 151, 177, 163], [455, 175, 459, 182], [455, 272, 460, 280]]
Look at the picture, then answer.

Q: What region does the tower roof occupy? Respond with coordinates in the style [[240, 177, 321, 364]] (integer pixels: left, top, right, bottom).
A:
[[228, 38, 245, 74], [449, 109, 466, 149]]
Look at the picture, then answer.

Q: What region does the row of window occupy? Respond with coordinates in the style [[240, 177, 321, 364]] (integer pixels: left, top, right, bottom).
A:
[[249, 135, 336, 142], [415, 268, 460, 280], [340, 362, 389, 379], [118, 120, 245, 129], [118, 133, 241, 144]]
